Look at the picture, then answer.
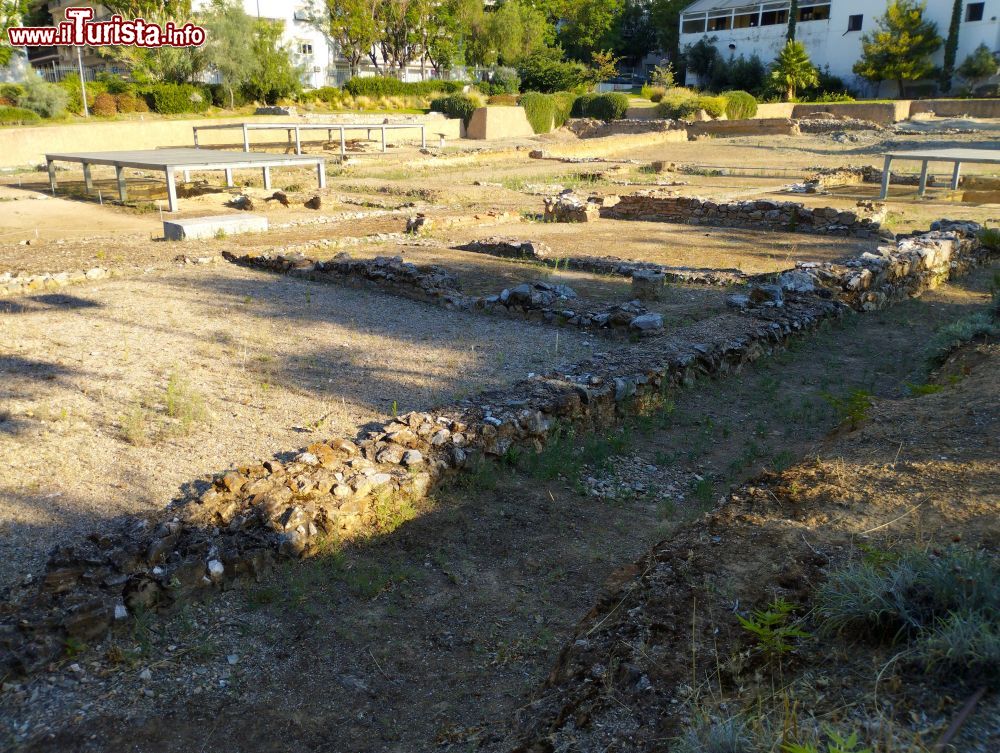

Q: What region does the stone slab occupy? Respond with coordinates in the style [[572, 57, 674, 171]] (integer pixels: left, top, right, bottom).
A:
[[164, 214, 268, 241]]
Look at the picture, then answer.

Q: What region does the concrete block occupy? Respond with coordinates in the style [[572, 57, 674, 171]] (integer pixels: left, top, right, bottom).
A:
[[465, 106, 535, 139], [164, 214, 268, 241]]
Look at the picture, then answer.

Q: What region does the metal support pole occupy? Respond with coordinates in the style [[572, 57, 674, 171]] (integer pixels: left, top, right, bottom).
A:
[[340, 127, 346, 157], [165, 168, 177, 213], [242, 123, 250, 152], [879, 155, 892, 200], [381, 126, 386, 153], [421, 125, 426, 148], [115, 165, 127, 203], [183, 169, 191, 183], [193, 128, 200, 148], [47, 159, 57, 194], [294, 126, 302, 155], [918, 160, 929, 196], [76, 46, 88, 118], [224, 168, 233, 187], [317, 160, 326, 189], [82, 163, 93, 193], [951, 161, 962, 190], [262, 165, 271, 190]]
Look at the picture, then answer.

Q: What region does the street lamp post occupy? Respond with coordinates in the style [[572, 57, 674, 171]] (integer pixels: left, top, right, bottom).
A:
[[76, 46, 88, 117]]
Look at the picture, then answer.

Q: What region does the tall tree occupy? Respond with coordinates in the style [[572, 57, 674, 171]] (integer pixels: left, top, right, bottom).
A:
[[770, 39, 817, 101], [604, 0, 657, 68], [787, 0, 798, 41], [309, 0, 380, 77], [853, 0, 941, 97], [555, 0, 624, 61], [375, 0, 430, 76], [940, 0, 963, 92], [957, 43, 999, 92], [243, 19, 302, 103], [99, 1, 205, 82], [649, 0, 687, 66], [200, 0, 256, 108]]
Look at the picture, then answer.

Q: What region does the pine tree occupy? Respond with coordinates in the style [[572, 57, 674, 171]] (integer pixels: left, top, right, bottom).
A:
[[940, 0, 963, 92], [786, 0, 798, 42], [770, 39, 817, 101], [957, 43, 999, 92], [853, 0, 942, 98]]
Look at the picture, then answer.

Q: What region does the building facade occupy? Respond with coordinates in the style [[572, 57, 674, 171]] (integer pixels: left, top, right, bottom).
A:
[[678, 0, 1000, 95]]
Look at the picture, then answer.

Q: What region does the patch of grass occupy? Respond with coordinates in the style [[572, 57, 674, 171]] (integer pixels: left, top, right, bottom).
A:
[[371, 490, 418, 535], [817, 547, 1000, 682], [120, 403, 150, 446], [164, 370, 207, 434], [821, 388, 872, 430], [672, 715, 754, 753], [905, 381, 943, 396], [924, 312, 999, 367], [783, 729, 873, 753]]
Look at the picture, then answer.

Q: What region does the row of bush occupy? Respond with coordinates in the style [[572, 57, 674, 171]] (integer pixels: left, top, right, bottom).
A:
[[343, 76, 465, 98], [571, 92, 630, 121], [429, 90, 635, 134], [652, 87, 758, 120]]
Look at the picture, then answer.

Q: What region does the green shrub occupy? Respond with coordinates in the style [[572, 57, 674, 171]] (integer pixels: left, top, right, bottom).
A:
[[519, 91, 556, 133], [551, 91, 576, 127], [95, 73, 133, 95], [345, 76, 464, 98], [429, 93, 477, 125], [480, 66, 520, 96], [0, 83, 24, 103], [0, 105, 41, 125], [17, 72, 68, 118], [570, 92, 598, 117], [641, 84, 666, 102], [925, 312, 1000, 367], [92, 92, 118, 117], [144, 83, 210, 114], [659, 93, 727, 119], [722, 90, 757, 119], [57, 74, 104, 114], [586, 92, 630, 121], [516, 52, 587, 93], [487, 94, 519, 106], [114, 93, 138, 113], [308, 86, 341, 106]]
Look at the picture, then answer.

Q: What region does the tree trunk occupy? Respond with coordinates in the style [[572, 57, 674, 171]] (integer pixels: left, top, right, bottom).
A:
[[897, 78, 905, 99]]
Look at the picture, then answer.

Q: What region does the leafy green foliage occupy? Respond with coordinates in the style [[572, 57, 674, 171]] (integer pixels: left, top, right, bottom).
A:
[[957, 43, 999, 90], [737, 598, 811, 656], [344, 76, 464, 97], [480, 66, 521, 95], [721, 90, 757, 120], [516, 51, 587, 93], [925, 312, 1000, 366], [783, 729, 873, 753], [640, 84, 665, 102], [853, 0, 942, 96], [770, 40, 819, 101], [0, 104, 39, 125], [429, 93, 478, 124], [16, 69, 68, 118], [940, 0, 963, 91], [519, 91, 557, 133], [144, 83, 211, 114], [200, 0, 258, 109], [575, 91, 629, 121], [241, 18, 302, 104]]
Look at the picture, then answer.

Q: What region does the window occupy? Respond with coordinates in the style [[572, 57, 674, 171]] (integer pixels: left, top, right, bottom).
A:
[[734, 12, 760, 29], [707, 15, 732, 31], [966, 2, 985, 22], [799, 4, 830, 22], [847, 14, 863, 31], [682, 17, 707, 34], [760, 9, 788, 26], [298, 42, 313, 55]]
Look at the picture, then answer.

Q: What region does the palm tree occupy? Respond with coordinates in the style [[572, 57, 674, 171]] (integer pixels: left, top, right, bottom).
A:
[[770, 39, 818, 101]]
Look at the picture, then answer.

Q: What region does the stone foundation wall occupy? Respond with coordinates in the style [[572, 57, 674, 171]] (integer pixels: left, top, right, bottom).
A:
[[687, 118, 800, 138], [601, 192, 888, 238], [223, 250, 661, 336], [1, 223, 993, 678], [567, 118, 679, 139], [0, 267, 113, 297]]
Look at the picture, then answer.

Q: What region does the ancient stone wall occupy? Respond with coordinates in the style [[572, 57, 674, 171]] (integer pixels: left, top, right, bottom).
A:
[[1, 223, 993, 678], [0, 267, 112, 296], [601, 192, 888, 239]]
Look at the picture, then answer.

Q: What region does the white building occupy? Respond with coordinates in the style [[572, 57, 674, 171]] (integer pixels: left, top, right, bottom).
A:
[[678, 0, 1000, 95]]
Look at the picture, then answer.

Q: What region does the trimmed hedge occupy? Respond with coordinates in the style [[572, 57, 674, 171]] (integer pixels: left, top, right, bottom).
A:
[[516, 54, 587, 93], [571, 92, 598, 117], [571, 92, 630, 121], [430, 93, 477, 125], [722, 90, 757, 120], [656, 93, 727, 119], [143, 83, 211, 114], [345, 76, 464, 97], [0, 105, 40, 125], [487, 94, 519, 106]]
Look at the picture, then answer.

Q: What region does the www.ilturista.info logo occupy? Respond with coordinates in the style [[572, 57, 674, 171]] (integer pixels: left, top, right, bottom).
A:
[[7, 7, 206, 48]]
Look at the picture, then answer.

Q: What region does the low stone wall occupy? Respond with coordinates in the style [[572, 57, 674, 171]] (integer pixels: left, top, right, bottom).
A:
[[909, 98, 1000, 118], [567, 118, 679, 139], [807, 164, 937, 189], [543, 193, 602, 222], [1, 222, 993, 677], [601, 192, 888, 239], [0, 266, 113, 296], [791, 102, 910, 125], [687, 118, 800, 138], [223, 250, 660, 336], [456, 237, 749, 286]]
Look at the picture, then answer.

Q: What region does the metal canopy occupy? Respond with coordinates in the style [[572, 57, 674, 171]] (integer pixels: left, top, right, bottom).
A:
[[878, 148, 1000, 199]]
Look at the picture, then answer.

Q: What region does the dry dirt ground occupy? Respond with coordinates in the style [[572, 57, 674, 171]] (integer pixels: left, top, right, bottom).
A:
[[0, 123, 998, 752]]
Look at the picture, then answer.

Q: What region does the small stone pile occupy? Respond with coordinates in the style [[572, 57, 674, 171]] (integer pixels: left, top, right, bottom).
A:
[[0, 267, 111, 297], [602, 192, 888, 238], [543, 192, 601, 222]]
